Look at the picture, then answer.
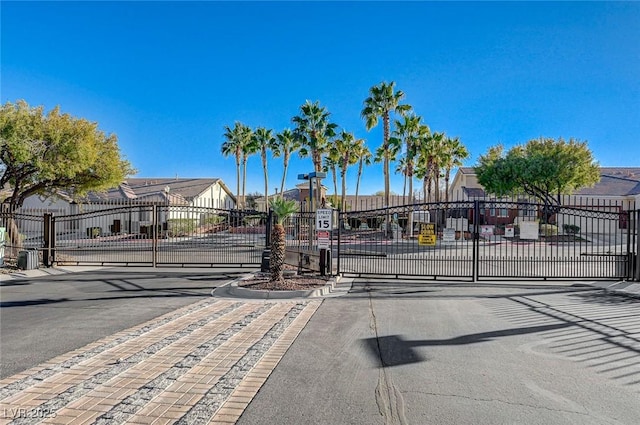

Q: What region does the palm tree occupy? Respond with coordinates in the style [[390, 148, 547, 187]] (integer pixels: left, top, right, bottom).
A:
[[221, 124, 242, 209], [361, 81, 411, 212], [415, 130, 446, 203], [269, 197, 298, 285], [292, 100, 338, 209], [221, 122, 252, 209], [442, 136, 470, 203], [392, 113, 425, 206], [323, 154, 339, 205], [241, 127, 258, 209], [253, 127, 275, 211], [272, 129, 301, 196], [395, 156, 409, 201], [354, 143, 372, 210], [333, 131, 363, 211]]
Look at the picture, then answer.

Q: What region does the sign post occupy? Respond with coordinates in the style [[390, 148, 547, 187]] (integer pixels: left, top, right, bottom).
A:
[[316, 209, 333, 275]]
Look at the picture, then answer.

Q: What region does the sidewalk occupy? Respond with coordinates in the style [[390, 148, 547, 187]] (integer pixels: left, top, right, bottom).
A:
[[0, 295, 321, 425]]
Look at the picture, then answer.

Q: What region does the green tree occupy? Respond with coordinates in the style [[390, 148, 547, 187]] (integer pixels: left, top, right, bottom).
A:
[[361, 81, 411, 212], [272, 129, 301, 196], [441, 136, 470, 203], [475, 137, 600, 208], [253, 127, 275, 211], [292, 100, 338, 208], [0, 100, 133, 209], [323, 153, 339, 201], [269, 197, 298, 285]]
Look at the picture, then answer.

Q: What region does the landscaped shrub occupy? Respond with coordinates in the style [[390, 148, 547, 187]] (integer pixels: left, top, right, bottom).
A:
[[202, 214, 226, 225], [540, 223, 558, 237], [167, 218, 198, 236], [563, 224, 580, 234]]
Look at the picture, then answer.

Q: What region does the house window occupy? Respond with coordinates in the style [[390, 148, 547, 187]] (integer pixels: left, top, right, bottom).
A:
[[490, 207, 508, 217]]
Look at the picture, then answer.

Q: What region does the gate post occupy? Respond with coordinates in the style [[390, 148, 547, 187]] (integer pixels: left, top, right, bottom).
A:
[[472, 200, 480, 282], [635, 210, 640, 282], [43, 213, 55, 267], [152, 205, 158, 267], [336, 209, 341, 275]]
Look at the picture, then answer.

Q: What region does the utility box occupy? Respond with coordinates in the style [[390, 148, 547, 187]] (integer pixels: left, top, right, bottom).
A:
[[17, 249, 39, 270]]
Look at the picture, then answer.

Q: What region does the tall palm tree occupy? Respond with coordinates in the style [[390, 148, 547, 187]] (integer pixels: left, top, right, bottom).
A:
[[241, 127, 258, 209], [221, 122, 252, 209], [395, 156, 409, 201], [333, 131, 363, 211], [354, 143, 372, 210], [253, 127, 275, 211], [442, 136, 470, 203], [272, 129, 301, 196], [392, 114, 425, 206], [322, 154, 339, 203], [361, 81, 411, 211], [292, 100, 338, 209], [416, 131, 448, 203]]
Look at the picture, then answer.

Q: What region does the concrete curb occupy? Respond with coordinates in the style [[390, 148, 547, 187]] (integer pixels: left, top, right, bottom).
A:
[[602, 282, 640, 299], [212, 274, 344, 299]]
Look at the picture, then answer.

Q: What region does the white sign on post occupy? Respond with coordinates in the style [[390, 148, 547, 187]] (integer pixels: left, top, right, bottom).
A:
[[315, 209, 333, 231], [317, 231, 330, 249]]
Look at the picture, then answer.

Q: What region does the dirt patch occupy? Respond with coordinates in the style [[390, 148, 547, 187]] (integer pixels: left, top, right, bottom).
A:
[[238, 272, 331, 291]]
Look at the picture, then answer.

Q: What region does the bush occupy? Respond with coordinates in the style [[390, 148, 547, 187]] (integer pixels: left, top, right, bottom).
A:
[[540, 224, 558, 237], [202, 214, 226, 225], [563, 224, 580, 234], [167, 218, 197, 237]]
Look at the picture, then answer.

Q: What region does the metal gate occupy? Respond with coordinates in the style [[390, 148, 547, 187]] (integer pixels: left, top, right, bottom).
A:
[[50, 204, 267, 267], [338, 200, 636, 281]]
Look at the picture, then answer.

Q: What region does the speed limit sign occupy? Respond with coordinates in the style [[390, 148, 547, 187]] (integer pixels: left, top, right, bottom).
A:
[[315, 209, 333, 230]]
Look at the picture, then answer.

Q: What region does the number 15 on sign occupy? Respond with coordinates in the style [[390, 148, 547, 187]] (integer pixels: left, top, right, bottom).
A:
[[315, 209, 333, 230]]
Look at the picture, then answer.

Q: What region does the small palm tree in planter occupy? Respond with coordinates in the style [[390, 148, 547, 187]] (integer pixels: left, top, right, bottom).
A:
[[269, 197, 298, 286]]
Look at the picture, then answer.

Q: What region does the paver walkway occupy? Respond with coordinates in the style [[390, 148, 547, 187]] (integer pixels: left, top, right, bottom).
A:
[[0, 298, 320, 425]]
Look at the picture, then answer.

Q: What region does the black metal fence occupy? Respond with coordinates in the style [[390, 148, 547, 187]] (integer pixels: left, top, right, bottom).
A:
[[1, 198, 639, 281], [337, 199, 639, 281], [1, 202, 268, 267]]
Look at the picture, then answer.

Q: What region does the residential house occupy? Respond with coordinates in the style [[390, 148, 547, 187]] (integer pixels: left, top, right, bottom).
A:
[[17, 177, 236, 237]]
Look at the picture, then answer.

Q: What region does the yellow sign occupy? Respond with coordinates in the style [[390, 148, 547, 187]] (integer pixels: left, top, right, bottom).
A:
[[419, 223, 436, 246], [418, 234, 436, 245]]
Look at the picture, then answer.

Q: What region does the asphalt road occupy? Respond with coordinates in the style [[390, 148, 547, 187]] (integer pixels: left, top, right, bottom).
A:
[[238, 279, 640, 425], [0, 267, 246, 378]]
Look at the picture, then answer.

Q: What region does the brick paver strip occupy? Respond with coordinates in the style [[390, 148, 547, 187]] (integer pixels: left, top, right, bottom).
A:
[[0, 299, 321, 425], [0, 301, 247, 424], [90, 302, 284, 425], [176, 301, 320, 425], [208, 300, 320, 424], [1, 301, 245, 417], [0, 298, 223, 398]]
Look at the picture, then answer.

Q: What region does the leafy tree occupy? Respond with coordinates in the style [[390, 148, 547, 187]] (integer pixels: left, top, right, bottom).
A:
[[272, 129, 301, 196], [292, 100, 337, 208], [269, 197, 298, 285], [361, 81, 411, 212], [474, 137, 600, 207], [0, 100, 133, 209], [252, 127, 275, 210], [322, 153, 339, 201]]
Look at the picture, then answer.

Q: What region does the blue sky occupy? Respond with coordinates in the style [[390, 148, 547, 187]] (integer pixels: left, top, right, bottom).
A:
[[2, 1, 639, 197]]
